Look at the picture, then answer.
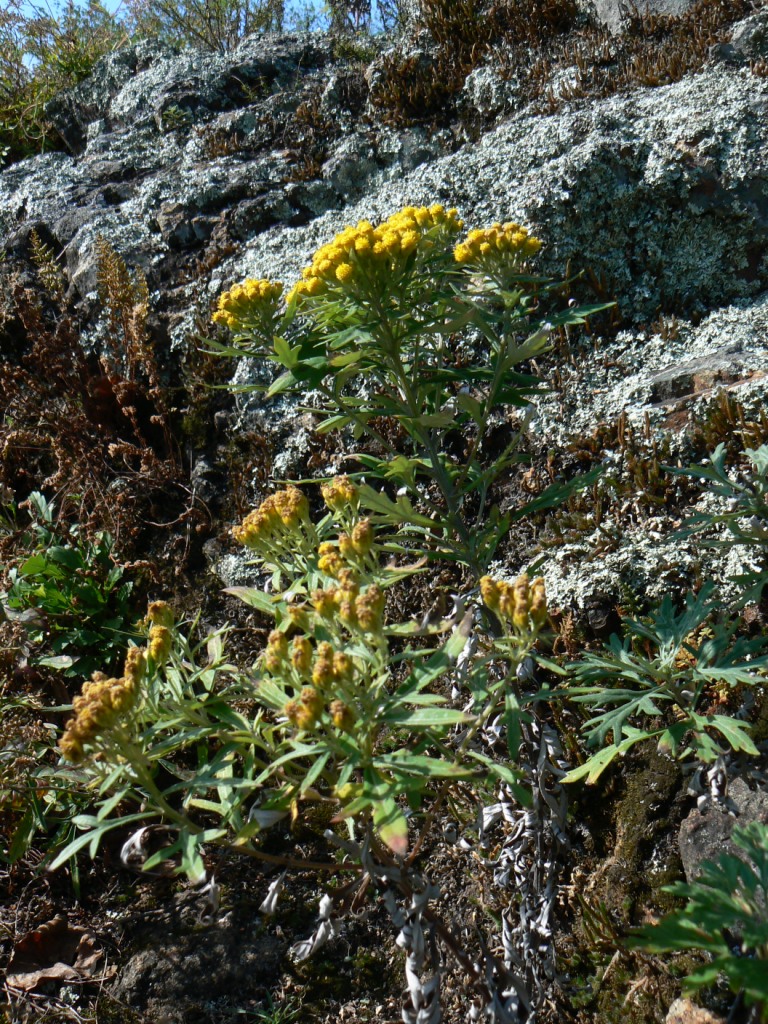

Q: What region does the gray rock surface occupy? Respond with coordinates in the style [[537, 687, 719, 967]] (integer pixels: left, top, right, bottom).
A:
[[2, 17, 767, 610], [678, 777, 768, 882], [588, 0, 698, 34]]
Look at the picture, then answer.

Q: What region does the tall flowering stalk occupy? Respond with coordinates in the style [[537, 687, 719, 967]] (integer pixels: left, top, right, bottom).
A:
[[210, 204, 608, 575]]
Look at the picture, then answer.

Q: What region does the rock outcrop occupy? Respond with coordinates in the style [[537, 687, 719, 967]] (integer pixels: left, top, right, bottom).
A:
[[1, 9, 767, 610]]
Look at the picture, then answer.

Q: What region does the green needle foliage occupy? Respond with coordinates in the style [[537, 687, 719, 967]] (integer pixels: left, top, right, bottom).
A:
[[561, 584, 768, 784], [631, 821, 768, 1019]]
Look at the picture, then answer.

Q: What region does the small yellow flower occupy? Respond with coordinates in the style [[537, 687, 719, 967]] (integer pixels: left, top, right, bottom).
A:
[[291, 636, 313, 674], [338, 534, 355, 560], [330, 699, 355, 731], [482, 573, 548, 635], [480, 576, 499, 611], [312, 642, 335, 688], [286, 604, 310, 631], [213, 278, 283, 330], [148, 626, 172, 664], [321, 476, 358, 511], [351, 519, 373, 556], [332, 650, 354, 681], [123, 645, 147, 686], [146, 601, 174, 628], [311, 588, 337, 616], [300, 686, 324, 719], [59, 666, 140, 763], [355, 584, 385, 633]]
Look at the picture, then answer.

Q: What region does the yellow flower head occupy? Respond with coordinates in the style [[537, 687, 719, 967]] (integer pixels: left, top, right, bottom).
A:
[[355, 584, 385, 633], [123, 645, 147, 687], [321, 476, 359, 512], [311, 587, 338, 617], [233, 487, 311, 554], [312, 642, 335, 688], [291, 635, 313, 674], [330, 699, 355, 732], [286, 205, 463, 305], [286, 604, 310, 631], [300, 685, 324, 719], [148, 625, 172, 665], [480, 576, 499, 612], [59, 667, 139, 763], [482, 574, 548, 635], [332, 650, 353, 681], [351, 519, 374, 556], [212, 278, 283, 332], [454, 221, 542, 271], [146, 601, 174, 628], [264, 629, 289, 672]]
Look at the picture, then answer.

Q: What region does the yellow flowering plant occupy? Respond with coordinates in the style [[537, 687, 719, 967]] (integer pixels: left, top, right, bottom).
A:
[[210, 205, 609, 575], [51, 486, 553, 875], [50, 601, 268, 881]]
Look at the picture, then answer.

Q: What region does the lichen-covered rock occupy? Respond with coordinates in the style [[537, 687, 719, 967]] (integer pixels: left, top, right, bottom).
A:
[[678, 777, 768, 882], [2, 28, 768, 612], [584, 0, 699, 34]]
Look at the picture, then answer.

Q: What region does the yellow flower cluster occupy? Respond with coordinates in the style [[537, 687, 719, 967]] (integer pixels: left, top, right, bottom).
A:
[[480, 573, 547, 633], [286, 205, 463, 304], [59, 646, 146, 763], [454, 222, 542, 267], [271, 633, 358, 733], [233, 487, 311, 552], [321, 475, 359, 512], [148, 626, 172, 664], [60, 602, 177, 763], [317, 521, 373, 574], [212, 278, 283, 331], [311, 573, 387, 634], [146, 601, 175, 628]]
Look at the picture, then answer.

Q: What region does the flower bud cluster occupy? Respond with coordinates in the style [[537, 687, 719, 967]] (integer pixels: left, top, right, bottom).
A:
[[321, 475, 359, 513], [60, 603, 177, 763], [269, 633, 359, 734], [286, 205, 463, 304], [212, 278, 283, 332], [454, 222, 542, 269], [311, 566, 385, 635], [480, 573, 547, 634], [233, 487, 313, 560]]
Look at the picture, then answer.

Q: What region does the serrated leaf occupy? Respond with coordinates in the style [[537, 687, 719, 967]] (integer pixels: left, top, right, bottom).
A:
[[706, 714, 759, 756]]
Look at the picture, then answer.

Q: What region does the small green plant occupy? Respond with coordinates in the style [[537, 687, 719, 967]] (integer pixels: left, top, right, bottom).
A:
[[0, 690, 89, 871], [2, 492, 139, 678], [250, 993, 302, 1024], [631, 821, 768, 1019], [672, 443, 768, 605], [0, 0, 126, 162], [209, 205, 607, 575], [561, 584, 768, 784]]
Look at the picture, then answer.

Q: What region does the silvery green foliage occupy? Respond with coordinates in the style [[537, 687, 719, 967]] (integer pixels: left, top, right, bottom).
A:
[[674, 443, 768, 605], [562, 583, 768, 784]]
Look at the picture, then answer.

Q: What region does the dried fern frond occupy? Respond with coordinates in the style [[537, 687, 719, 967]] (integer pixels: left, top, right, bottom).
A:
[[29, 229, 66, 301], [95, 234, 150, 377]]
